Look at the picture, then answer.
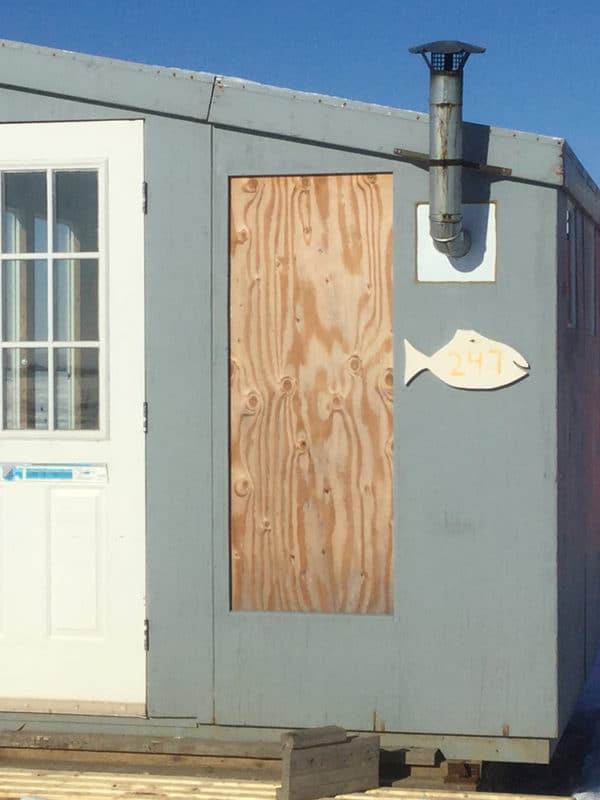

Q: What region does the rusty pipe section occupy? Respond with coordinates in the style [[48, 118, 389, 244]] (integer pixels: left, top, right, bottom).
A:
[[428, 69, 470, 258]]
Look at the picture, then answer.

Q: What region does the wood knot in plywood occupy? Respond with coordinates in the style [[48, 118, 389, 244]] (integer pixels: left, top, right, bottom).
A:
[[244, 390, 262, 414], [331, 394, 343, 411], [235, 227, 249, 244], [280, 376, 296, 396], [379, 368, 394, 401], [295, 437, 308, 453], [365, 174, 378, 184], [244, 178, 259, 192], [300, 177, 311, 189], [233, 476, 252, 497], [347, 354, 362, 374], [385, 437, 394, 459]]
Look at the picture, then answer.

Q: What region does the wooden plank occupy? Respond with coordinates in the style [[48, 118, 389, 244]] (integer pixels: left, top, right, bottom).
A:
[[0, 747, 281, 778], [381, 747, 441, 769], [403, 748, 442, 767], [287, 736, 379, 777], [0, 767, 279, 799], [229, 173, 394, 613], [0, 697, 145, 716], [360, 791, 575, 800], [0, 764, 577, 800], [0, 731, 281, 759], [278, 734, 379, 800], [281, 727, 348, 750]]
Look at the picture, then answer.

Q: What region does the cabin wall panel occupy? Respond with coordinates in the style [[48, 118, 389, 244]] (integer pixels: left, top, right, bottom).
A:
[[557, 192, 600, 734], [214, 127, 559, 737]]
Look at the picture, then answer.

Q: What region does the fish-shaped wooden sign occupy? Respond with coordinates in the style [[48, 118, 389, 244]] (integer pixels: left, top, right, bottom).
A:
[[404, 329, 530, 390]]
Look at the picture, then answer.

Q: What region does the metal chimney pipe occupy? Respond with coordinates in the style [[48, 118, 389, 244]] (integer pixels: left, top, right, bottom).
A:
[[409, 41, 485, 259]]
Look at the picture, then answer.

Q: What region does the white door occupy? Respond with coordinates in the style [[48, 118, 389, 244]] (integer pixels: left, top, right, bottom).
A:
[[0, 121, 146, 715]]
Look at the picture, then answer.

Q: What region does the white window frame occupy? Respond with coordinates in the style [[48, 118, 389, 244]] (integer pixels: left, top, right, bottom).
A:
[[0, 158, 108, 440]]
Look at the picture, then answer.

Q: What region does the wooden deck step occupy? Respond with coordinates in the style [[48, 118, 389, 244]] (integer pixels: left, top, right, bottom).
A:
[[0, 767, 575, 800], [338, 792, 574, 800], [0, 767, 278, 799]]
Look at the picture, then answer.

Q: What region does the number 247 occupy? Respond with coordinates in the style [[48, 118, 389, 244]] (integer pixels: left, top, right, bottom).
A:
[[449, 349, 503, 376]]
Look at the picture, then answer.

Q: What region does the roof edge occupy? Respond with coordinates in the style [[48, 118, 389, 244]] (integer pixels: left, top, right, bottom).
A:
[[0, 38, 573, 188], [210, 75, 565, 186], [0, 39, 216, 120], [563, 141, 600, 223]]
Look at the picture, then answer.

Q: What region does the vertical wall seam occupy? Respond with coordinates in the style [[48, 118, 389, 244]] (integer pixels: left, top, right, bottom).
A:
[[206, 77, 217, 123], [209, 121, 216, 725], [554, 189, 562, 738]]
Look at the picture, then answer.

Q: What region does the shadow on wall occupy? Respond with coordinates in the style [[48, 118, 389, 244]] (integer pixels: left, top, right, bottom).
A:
[[482, 651, 600, 796]]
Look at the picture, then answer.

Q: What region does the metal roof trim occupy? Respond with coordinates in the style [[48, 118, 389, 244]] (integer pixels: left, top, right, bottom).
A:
[[0, 39, 216, 120], [562, 142, 600, 223], [209, 76, 565, 186], [0, 38, 579, 188]]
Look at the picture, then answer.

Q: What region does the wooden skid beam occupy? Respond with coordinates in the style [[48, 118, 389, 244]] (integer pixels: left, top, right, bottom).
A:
[[0, 730, 281, 759], [277, 728, 379, 800]]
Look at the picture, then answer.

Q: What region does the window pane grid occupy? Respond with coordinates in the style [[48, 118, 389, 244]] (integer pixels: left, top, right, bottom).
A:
[[46, 169, 54, 431], [0, 168, 100, 433], [0, 252, 99, 259], [0, 342, 100, 348]]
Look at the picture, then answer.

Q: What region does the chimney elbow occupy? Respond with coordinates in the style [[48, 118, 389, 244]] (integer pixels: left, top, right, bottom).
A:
[[431, 226, 471, 258]]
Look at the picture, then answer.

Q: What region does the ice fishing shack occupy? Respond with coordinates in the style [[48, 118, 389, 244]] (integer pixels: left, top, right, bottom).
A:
[[0, 37, 597, 766]]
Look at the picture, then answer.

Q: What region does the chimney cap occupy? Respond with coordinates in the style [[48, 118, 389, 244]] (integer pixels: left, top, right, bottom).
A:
[[409, 41, 485, 55], [409, 41, 485, 73]]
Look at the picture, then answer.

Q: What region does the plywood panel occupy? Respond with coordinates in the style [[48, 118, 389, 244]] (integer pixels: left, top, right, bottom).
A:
[[229, 173, 393, 613]]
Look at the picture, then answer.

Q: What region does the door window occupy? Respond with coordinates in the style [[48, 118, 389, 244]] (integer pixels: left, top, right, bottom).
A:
[[0, 169, 100, 432]]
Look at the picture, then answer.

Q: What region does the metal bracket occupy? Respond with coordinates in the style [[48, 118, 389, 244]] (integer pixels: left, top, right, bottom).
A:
[[393, 148, 512, 177], [142, 401, 148, 434], [144, 619, 149, 651]]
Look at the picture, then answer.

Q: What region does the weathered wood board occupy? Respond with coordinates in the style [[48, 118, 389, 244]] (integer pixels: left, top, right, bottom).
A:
[[0, 766, 279, 799], [0, 764, 576, 800], [229, 173, 393, 613], [277, 731, 380, 800]]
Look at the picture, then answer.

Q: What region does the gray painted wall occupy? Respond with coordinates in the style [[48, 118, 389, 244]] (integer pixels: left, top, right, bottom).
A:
[[557, 192, 600, 734], [396, 171, 558, 738], [211, 127, 558, 737], [0, 79, 567, 745]]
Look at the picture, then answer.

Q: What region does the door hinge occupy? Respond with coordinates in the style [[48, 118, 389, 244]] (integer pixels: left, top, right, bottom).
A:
[[142, 181, 148, 214], [142, 401, 148, 433], [144, 619, 150, 651]]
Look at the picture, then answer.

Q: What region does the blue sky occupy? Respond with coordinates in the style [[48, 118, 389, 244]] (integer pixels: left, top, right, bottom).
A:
[[3, 0, 600, 178]]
